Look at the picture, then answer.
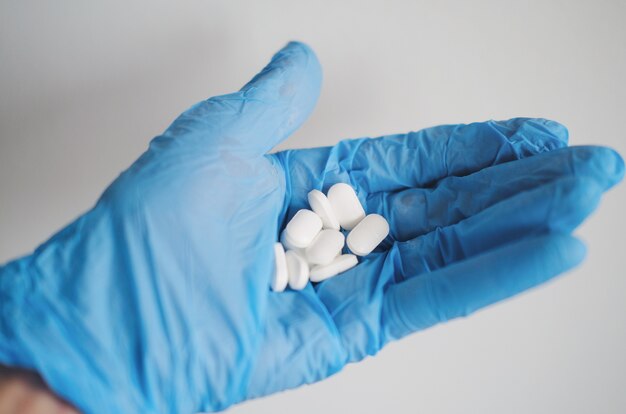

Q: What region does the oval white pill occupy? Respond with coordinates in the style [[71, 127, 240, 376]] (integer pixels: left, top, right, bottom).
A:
[[309, 254, 358, 283], [286, 250, 309, 290], [346, 214, 389, 256], [308, 189, 340, 230], [305, 229, 345, 266], [272, 243, 288, 292], [327, 183, 366, 230], [280, 230, 305, 255], [284, 209, 323, 248]]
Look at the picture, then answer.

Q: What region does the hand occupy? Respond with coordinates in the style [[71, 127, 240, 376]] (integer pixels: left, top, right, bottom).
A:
[[0, 42, 623, 413], [0, 366, 78, 414]]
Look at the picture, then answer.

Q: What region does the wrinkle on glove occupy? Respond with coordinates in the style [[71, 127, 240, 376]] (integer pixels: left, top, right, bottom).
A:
[[1, 41, 624, 413]]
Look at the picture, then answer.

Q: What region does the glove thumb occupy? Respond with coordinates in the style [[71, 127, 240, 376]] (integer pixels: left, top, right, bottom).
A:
[[161, 41, 322, 156]]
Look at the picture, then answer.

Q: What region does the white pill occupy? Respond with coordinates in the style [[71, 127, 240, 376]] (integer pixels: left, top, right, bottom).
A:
[[286, 250, 309, 290], [307, 189, 340, 230], [280, 230, 305, 255], [271, 243, 288, 292], [284, 209, 323, 248], [305, 229, 345, 266], [346, 214, 389, 256], [309, 254, 358, 283], [327, 183, 366, 230]]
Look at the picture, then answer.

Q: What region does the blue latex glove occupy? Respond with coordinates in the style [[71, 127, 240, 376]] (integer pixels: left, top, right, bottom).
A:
[[0, 42, 623, 413]]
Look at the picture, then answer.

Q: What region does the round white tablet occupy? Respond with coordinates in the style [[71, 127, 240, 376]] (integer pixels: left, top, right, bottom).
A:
[[271, 243, 289, 292], [305, 229, 345, 266], [309, 254, 358, 283], [327, 183, 366, 230], [284, 209, 323, 248], [308, 189, 340, 230], [286, 250, 309, 290], [346, 214, 389, 256]]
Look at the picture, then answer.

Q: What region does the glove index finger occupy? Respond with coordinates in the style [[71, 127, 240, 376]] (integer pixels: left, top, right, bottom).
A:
[[324, 118, 569, 193]]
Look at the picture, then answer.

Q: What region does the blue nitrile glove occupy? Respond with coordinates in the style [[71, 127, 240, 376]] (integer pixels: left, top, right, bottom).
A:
[[0, 42, 623, 414]]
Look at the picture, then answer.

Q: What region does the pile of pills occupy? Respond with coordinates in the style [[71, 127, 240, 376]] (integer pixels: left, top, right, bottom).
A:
[[271, 183, 389, 292]]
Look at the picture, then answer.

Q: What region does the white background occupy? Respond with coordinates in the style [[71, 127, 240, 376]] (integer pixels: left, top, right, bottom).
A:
[[1, 1, 624, 413]]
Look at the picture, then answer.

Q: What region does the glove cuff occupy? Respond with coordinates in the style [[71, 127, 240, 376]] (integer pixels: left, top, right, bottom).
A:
[[0, 254, 147, 413], [0, 256, 37, 368]]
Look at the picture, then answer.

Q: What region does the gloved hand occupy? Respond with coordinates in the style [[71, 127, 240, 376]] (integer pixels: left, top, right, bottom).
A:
[[0, 42, 623, 414]]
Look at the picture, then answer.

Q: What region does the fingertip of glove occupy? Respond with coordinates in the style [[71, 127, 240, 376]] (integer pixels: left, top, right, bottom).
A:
[[571, 146, 625, 189], [242, 41, 322, 94], [486, 117, 569, 154], [595, 147, 624, 186], [605, 147, 625, 186], [561, 233, 587, 266], [282, 41, 316, 57], [514, 117, 569, 146], [279, 40, 322, 85], [531, 118, 569, 142], [282, 40, 322, 91], [543, 232, 587, 271], [270, 41, 316, 69], [234, 41, 322, 142]]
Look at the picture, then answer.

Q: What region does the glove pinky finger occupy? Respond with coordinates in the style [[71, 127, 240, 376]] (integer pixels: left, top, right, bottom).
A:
[[381, 233, 586, 342]]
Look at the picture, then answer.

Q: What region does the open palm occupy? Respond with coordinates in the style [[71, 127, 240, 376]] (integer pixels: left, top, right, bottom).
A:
[[248, 119, 623, 401], [0, 42, 622, 414]]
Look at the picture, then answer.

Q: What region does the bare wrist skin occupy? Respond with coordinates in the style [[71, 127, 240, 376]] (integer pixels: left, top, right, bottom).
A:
[[0, 365, 78, 414]]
